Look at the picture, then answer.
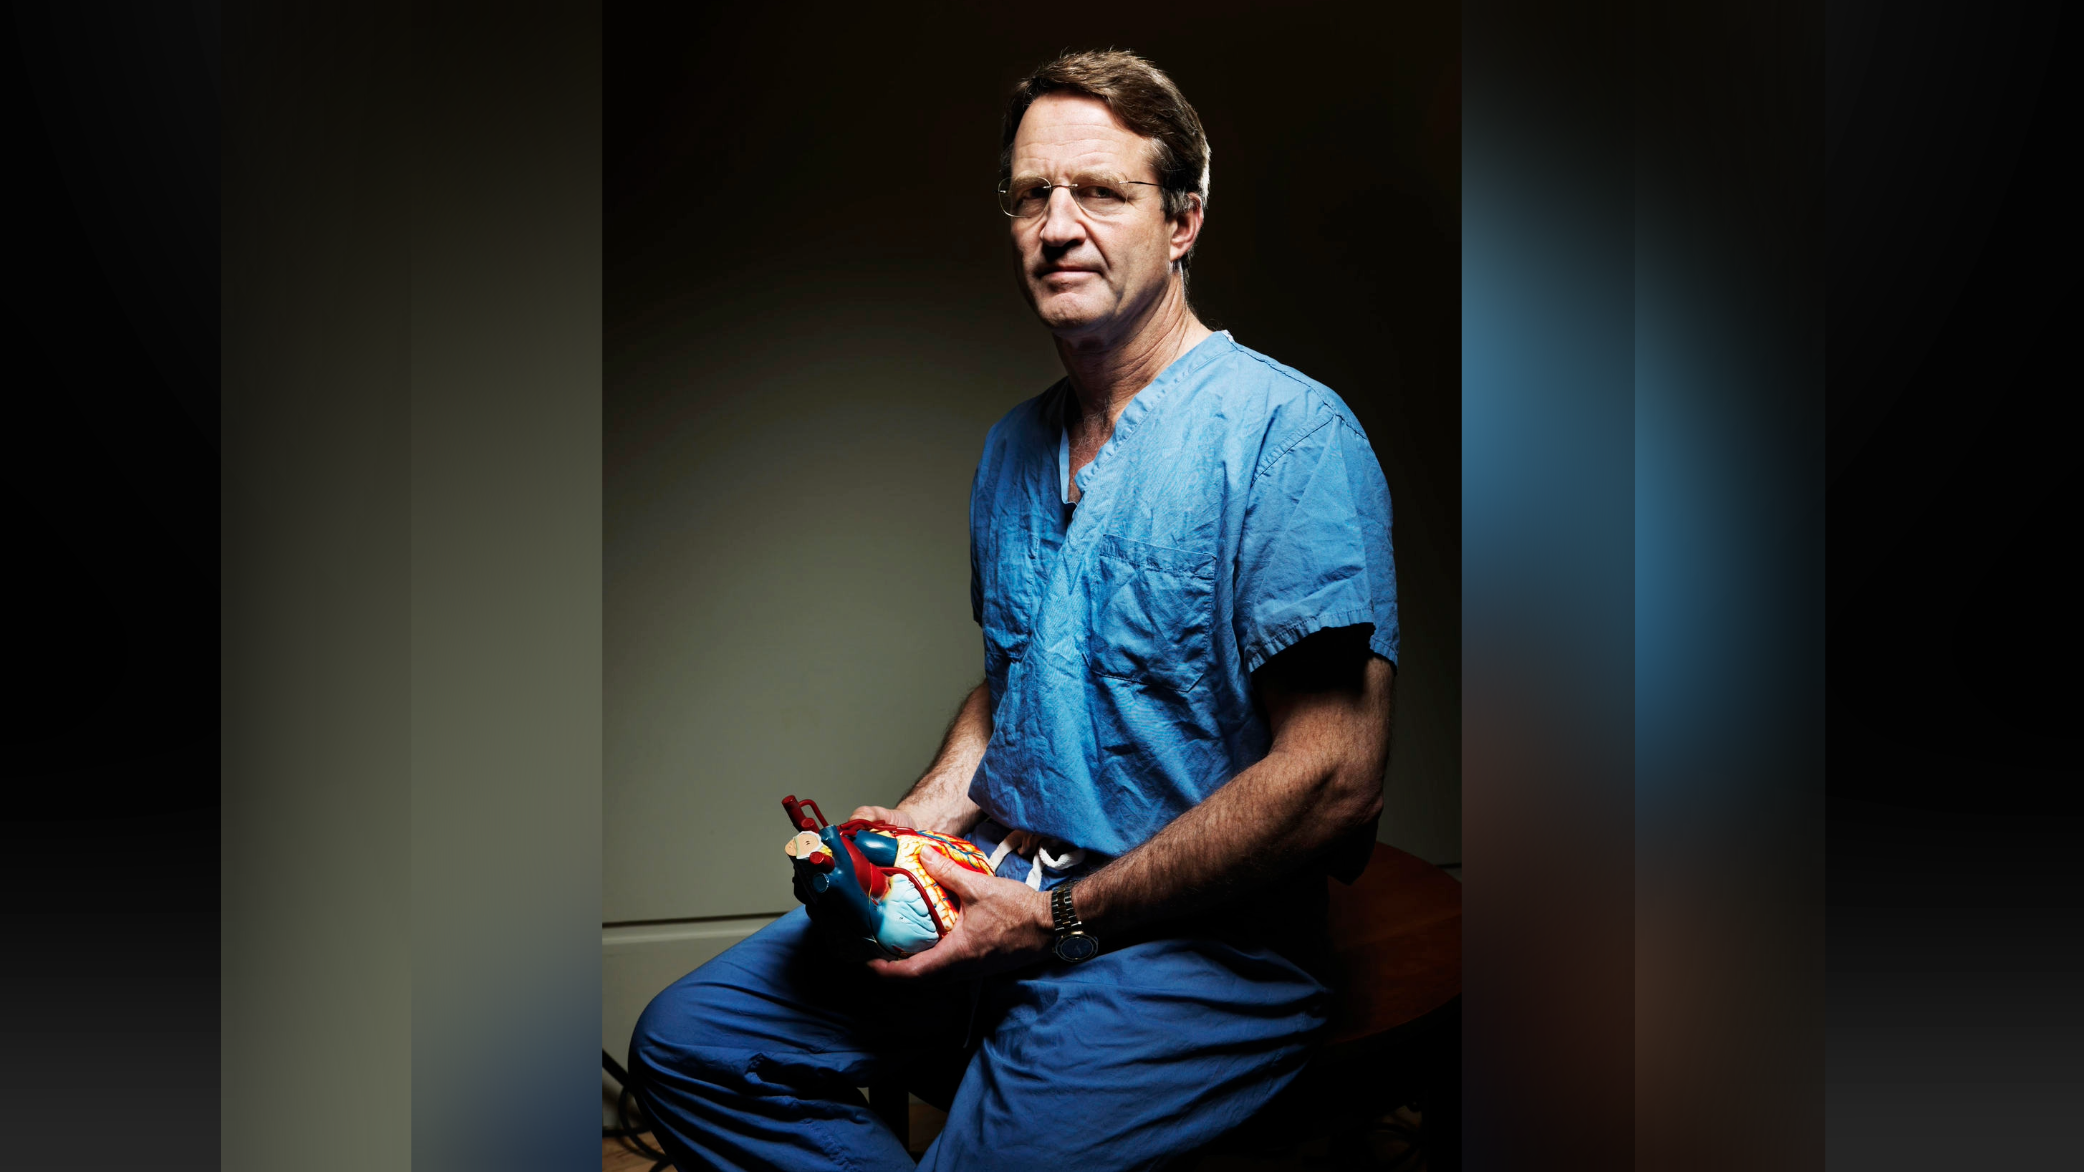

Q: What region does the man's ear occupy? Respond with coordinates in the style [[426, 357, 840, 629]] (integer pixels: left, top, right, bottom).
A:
[[1169, 193, 1205, 265]]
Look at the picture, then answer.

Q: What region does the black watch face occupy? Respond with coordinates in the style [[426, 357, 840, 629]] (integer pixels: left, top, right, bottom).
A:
[[1055, 932, 1099, 963]]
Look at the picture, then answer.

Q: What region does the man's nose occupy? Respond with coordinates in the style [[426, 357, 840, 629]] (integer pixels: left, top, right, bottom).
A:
[[1036, 187, 1086, 249]]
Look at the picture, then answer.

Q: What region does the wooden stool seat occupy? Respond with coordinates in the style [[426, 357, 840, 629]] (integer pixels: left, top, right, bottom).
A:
[[1325, 841, 1463, 1044], [1185, 842, 1462, 1170]]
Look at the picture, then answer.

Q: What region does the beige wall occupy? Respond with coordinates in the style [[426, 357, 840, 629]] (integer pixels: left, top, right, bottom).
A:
[[606, 300, 1059, 925]]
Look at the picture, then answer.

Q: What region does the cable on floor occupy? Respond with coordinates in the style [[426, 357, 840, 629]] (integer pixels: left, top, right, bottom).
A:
[[603, 1049, 673, 1171]]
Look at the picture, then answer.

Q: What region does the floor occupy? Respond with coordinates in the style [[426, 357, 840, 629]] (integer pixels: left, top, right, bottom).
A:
[[601, 1134, 663, 1172], [601, 1098, 949, 1170], [603, 1099, 1429, 1170]]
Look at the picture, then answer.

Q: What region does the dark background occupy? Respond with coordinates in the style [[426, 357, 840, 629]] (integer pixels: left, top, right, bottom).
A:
[[606, 4, 1461, 500], [6, 4, 218, 819], [3, 3, 218, 1166], [1830, 0, 2079, 813], [1827, 1, 2082, 1165]]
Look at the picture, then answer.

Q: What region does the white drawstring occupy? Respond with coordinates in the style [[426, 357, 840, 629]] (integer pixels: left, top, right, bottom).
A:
[[985, 836, 1087, 890], [1026, 844, 1086, 890], [985, 837, 1017, 874]]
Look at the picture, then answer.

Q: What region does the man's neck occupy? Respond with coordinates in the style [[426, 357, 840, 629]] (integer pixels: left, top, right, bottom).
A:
[[1055, 277, 1213, 437]]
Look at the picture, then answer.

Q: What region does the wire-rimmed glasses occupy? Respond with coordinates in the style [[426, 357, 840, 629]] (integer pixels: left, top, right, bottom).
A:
[[997, 178, 1163, 219]]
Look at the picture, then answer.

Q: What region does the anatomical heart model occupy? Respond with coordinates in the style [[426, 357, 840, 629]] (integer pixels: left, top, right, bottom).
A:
[[781, 795, 994, 960]]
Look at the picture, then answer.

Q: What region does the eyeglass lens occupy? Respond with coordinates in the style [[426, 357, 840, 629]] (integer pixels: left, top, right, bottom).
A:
[[1001, 182, 1134, 219]]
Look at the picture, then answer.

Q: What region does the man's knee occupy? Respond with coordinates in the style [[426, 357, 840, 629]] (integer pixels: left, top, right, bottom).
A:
[[627, 979, 692, 1078], [626, 913, 827, 1074], [628, 959, 748, 1075]]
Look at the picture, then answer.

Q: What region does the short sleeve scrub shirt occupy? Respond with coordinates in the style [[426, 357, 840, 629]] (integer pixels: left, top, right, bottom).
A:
[[966, 331, 1399, 862]]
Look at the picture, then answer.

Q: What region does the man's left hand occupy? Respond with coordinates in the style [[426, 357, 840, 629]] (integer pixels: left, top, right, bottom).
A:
[[868, 850, 1054, 981]]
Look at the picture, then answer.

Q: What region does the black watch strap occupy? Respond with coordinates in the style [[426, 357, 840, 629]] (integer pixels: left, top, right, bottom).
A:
[[1050, 881, 1100, 963]]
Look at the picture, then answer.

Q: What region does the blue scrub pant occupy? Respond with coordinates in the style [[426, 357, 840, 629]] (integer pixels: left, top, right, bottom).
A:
[[628, 907, 1329, 1171]]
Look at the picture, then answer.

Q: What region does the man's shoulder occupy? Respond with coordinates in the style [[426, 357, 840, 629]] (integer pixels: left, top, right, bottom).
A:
[[1203, 339, 1371, 452], [971, 380, 1065, 502]]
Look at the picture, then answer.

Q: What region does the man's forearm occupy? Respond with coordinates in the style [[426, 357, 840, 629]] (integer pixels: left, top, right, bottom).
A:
[[1073, 656, 1394, 934], [1072, 750, 1377, 933], [892, 680, 993, 836]]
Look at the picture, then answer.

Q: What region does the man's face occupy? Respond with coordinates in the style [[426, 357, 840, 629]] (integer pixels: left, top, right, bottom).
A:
[[1006, 93, 1198, 340]]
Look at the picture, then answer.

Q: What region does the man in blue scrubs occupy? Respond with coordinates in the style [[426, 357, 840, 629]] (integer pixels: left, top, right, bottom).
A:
[[631, 49, 1399, 1171]]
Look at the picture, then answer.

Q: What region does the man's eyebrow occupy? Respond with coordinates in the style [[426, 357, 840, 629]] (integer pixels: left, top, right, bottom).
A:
[[1008, 171, 1133, 187]]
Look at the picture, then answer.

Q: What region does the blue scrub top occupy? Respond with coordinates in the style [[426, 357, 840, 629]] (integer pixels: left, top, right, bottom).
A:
[[966, 332, 1398, 858]]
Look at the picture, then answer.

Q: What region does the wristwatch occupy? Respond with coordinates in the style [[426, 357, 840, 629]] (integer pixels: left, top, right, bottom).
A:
[[1050, 881, 1100, 963]]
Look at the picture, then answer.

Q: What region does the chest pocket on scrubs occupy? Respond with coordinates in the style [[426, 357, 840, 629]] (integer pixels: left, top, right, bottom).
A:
[[1083, 534, 1217, 693]]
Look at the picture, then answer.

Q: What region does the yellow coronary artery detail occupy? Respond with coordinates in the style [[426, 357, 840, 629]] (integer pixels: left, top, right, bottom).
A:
[[892, 830, 994, 935]]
